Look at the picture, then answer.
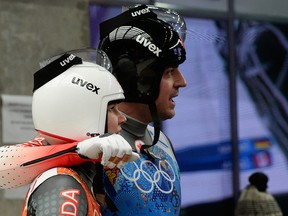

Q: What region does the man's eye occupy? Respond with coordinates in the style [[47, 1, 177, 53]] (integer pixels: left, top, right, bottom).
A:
[[165, 69, 173, 76]]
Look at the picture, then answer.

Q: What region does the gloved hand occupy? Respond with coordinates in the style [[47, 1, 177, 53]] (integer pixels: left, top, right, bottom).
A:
[[76, 133, 139, 169]]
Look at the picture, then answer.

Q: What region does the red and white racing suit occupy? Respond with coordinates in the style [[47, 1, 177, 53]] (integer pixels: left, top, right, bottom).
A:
[[0, 135, 94, 189], [22, 164, 101, 216]]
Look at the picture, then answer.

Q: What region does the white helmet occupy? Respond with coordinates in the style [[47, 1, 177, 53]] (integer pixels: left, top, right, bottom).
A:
[[32, 49, 124, 143]]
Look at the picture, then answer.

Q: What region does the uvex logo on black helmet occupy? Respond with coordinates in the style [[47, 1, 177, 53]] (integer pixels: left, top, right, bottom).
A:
[[135, 35, 162, 57], [131, 7, 150, 17], [59, 54, 76, 67]]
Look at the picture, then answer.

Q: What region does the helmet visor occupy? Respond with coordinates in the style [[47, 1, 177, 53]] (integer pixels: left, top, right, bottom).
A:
[[34, 48, 113, 92], [40, 48, 113, 72], [123, 5, 187, 42]]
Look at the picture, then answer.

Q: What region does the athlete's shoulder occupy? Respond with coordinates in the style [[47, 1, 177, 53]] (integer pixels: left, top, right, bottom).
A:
[[27, 167, 85, 196], [17, 134, 48, 147], [147, 125, 177, 159], [24, 167, 89, 216], [147, 124, 167, 138], [147, 124, 171, 145]]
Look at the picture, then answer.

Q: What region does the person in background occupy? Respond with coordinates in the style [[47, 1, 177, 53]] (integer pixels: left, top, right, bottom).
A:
[[235, 172, 283, 216], [1, 4, 187, 215]]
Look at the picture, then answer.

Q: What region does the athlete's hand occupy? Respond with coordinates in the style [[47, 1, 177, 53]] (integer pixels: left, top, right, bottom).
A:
[[76, 133, 139, 169]]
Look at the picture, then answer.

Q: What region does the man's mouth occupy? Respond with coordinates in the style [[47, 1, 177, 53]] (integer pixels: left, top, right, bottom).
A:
[[169, 95, 178, 105], [170, 94, 178, 102]]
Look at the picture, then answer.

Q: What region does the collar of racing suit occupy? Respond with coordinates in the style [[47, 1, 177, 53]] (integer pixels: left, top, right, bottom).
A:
[[120, 114, 153, 151]]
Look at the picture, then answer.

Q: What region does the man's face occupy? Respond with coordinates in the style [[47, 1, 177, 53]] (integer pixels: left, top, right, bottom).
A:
[[155, 66, 187, 120]]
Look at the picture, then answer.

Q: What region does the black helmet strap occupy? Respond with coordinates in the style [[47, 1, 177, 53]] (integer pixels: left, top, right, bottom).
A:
[[33, 53, 82, 92], [140, 102, 160, 155]]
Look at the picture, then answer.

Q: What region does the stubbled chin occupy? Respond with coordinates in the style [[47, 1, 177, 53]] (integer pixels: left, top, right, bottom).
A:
[[169, 111, 176, 119], [160, 110, 175, 121], [169, 107, 176, 118]]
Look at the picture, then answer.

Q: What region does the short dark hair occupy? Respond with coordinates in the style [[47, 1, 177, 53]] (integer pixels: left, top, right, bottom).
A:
[[249, 172, 268, 192]]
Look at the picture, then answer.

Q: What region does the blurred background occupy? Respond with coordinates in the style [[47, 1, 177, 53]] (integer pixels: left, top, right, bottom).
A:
[[1, 0, 288, 215]]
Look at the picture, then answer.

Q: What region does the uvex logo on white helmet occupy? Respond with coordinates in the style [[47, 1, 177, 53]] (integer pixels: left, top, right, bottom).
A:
[[32, 56, 124, 143], [136, 35, 162, 57], [71, 77, 100, 94]]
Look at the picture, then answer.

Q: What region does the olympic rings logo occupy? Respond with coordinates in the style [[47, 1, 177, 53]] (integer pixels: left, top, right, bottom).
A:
[[120, 159, 176, 194]]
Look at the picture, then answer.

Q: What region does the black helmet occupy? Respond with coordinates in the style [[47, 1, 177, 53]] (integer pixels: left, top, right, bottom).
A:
[[99, 4, 186, 104]]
